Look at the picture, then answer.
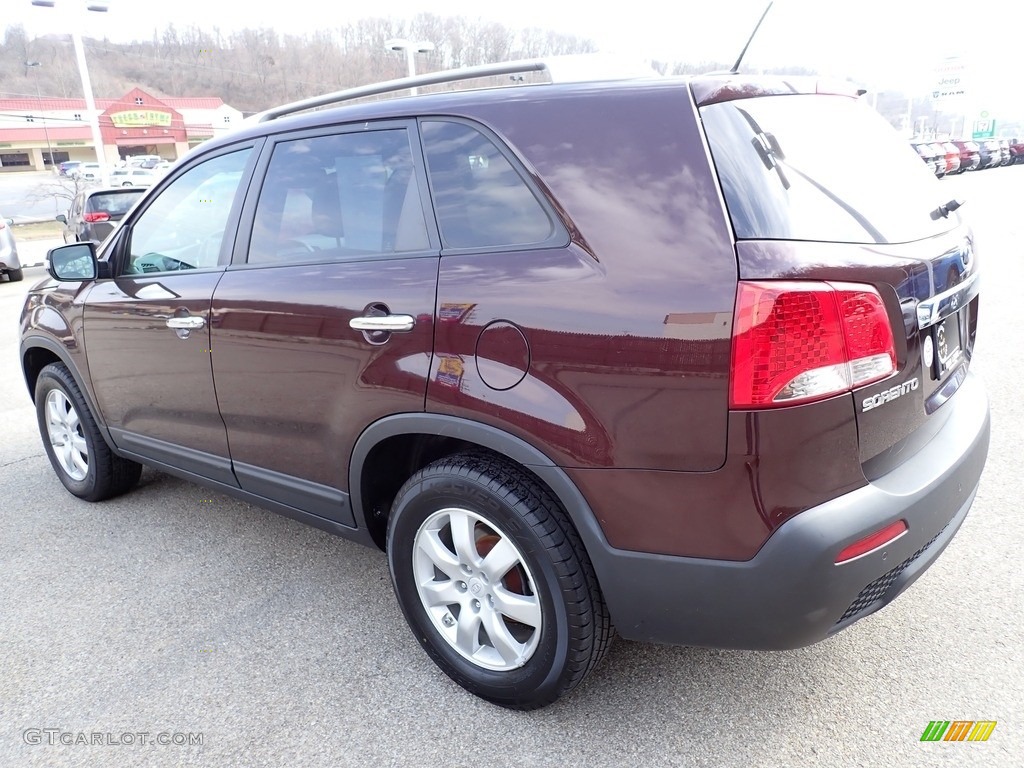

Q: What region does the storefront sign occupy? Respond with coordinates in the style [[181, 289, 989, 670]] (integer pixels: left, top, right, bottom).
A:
[[110, 110, 172, 128], [56, 141, 87, 146]]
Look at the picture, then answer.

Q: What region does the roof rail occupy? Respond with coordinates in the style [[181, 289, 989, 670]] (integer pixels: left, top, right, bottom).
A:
[[253, 60, 548, 123], [250, 54, 661, 124]]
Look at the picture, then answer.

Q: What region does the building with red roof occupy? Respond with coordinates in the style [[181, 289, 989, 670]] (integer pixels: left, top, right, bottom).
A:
[[0, 87, 242, 171]]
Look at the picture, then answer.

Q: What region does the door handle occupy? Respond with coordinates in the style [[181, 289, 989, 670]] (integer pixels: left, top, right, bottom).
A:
[[166, 316, 206, 330], [349, 315, 415, 333]]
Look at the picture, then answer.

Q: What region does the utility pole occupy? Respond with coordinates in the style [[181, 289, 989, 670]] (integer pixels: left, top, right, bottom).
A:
[[25, 61, 56, 172]]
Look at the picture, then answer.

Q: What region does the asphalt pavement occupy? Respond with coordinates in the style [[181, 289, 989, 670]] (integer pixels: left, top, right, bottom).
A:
[[1, 167, 1022, 767]]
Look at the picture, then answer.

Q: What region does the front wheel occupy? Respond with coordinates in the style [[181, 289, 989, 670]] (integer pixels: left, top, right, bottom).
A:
[[35, 362, 142, 501], [387, 453, 612, 710]]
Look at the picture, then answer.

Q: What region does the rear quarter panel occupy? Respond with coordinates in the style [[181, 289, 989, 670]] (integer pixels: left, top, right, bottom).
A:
[[426, 83, 739, 472]]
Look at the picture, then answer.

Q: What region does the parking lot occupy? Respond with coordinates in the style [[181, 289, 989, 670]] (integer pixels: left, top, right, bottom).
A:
[[1, 166, 1021, 767]]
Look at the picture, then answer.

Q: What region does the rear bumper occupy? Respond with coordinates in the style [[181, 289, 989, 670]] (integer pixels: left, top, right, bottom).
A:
[[592, 371, 990, 649]]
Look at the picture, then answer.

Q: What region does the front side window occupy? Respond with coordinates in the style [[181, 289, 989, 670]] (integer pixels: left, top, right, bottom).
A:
[[247, 128, 429, 265], [420, 120, 555, 250], [125, 148, 251, 275]]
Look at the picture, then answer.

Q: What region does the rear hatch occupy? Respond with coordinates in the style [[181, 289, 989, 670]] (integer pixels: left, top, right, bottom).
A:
[[85, 189, 145, 241], [695, 84, 979, 477]]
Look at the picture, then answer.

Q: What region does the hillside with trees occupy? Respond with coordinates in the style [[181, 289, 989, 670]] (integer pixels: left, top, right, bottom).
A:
[[1, 14, 939, 133], [1, 15, 603, 112]]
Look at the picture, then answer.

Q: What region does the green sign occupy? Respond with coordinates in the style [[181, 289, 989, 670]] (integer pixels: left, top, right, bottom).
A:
[[56, 141, 87, 147], [0, 143, 11, 148], [972, 119, 996, 140]]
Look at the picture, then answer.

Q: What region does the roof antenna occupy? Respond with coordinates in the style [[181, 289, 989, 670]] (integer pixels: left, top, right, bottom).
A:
[[730, 2, 774, 74]]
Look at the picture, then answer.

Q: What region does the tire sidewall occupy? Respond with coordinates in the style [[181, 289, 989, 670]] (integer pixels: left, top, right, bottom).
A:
[[35, 370, 100, 498], [388, 472, 572, 705]]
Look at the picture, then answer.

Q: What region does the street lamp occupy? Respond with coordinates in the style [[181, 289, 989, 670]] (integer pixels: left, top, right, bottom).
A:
[[384, 39, 436, 95], [30, 0, 109, 179], [24, 61, 56, 172]]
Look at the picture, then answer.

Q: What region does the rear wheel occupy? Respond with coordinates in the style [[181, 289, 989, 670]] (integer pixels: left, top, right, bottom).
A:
[[35, 362, 142, 501], [6, 267, 23, 282], [387, 453, 612, 710]]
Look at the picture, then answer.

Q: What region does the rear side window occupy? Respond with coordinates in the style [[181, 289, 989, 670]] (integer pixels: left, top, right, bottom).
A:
[[87, 192, 143, 215], [247, 128, 430, 264], [420, 120, 556, 250], [701, 95, 957, 244]]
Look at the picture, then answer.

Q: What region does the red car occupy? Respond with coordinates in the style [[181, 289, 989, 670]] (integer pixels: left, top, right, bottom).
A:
[[951, 140, 982, 172], [1010, 138, 1024, 164], [21, 63, 990, 709]]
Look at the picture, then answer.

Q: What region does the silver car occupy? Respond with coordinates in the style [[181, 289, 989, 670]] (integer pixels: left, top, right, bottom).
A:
[[0, 216, 23, 282]]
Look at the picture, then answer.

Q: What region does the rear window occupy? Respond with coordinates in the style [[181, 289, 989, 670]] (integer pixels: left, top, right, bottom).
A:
[[700, 94, 957, 244], [87, 191, 144, 215]]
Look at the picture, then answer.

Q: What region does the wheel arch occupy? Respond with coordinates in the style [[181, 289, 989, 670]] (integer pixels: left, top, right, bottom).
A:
[[21, 336, 114, 448], [349, 415, 613, 568]]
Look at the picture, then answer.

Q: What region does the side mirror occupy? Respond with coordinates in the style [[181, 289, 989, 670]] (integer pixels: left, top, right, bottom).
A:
[[47, 242, 98, 281], [55, 214, 67, 224]]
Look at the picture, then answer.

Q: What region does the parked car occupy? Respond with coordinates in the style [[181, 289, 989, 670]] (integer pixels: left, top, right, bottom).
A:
[[124, 154, 162, 169], [21, 62, 990, 710], [912, 142, 942, 176], [997, 139, 1013, 167], [939, 141, 961, 175], [109, 168, 159, 187], [951, 140, 981, 172], [57, 187, 146, 244], [1010, 137, 1024, 164], [70, 162, 102, 181], [1, 215, 23, 282], [58, 160, 82, 177], [977, 139, 1002, 169]]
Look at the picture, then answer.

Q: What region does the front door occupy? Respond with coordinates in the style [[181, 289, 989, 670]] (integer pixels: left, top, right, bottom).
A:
[[83, 145, 258, 485]]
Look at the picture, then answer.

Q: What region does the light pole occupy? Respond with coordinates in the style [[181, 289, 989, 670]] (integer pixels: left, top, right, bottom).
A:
[[384, 39, 436, 95], [24, 61, 56, 172], [30, 1, 109, 180]]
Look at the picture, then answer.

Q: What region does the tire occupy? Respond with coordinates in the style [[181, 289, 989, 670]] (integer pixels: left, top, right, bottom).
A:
[[6, 268, 23, 282], [35, 362, 142, 501], [387, 452, 612, 710]]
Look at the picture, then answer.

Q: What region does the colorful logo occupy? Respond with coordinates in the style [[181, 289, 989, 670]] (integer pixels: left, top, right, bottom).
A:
[[920, 721, 996, 742]]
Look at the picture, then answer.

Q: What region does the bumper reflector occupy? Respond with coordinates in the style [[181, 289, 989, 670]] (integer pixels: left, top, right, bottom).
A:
[[835, 520, 909, 564]]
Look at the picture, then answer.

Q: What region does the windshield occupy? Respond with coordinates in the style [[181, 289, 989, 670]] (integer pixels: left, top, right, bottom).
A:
[[700, 94, 958, 244]]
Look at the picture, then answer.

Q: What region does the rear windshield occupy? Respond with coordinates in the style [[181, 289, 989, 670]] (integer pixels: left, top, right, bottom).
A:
[[88, 191, 144, 215], [700, 94, 957, 244]]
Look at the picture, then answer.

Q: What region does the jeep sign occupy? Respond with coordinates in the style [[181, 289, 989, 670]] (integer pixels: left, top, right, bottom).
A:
[[931, 57, 968, 109]]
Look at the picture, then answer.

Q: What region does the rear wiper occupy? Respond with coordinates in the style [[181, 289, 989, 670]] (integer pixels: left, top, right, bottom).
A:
[[931, 198, 965, 220]]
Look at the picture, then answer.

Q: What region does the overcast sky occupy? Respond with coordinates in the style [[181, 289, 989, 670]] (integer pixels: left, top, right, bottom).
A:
[[8, 0, 1019, 113]]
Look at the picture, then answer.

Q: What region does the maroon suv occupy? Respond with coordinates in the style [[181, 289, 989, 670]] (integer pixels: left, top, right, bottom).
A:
[[20, 62, 990, 710]]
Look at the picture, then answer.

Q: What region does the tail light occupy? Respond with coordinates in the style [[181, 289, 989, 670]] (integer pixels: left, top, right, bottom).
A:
[[83, 212, 110, 223], [730, 280, 897, 408]]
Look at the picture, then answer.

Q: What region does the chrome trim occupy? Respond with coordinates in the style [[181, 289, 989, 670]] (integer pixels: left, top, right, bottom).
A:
[[165, 316, 205, 330], [349, 315, 415, 333], [917, 270, 980, 330]]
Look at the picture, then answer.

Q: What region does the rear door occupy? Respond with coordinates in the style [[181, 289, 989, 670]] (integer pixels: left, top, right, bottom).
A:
[[699, 92, 979, 474], [209, 121, 439, 526]]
